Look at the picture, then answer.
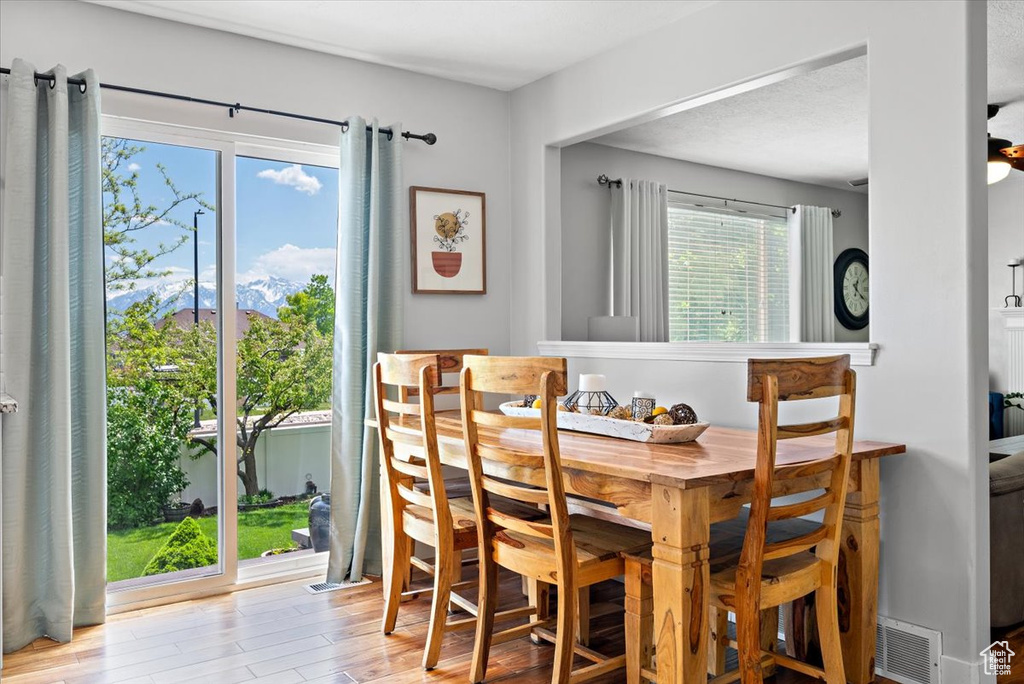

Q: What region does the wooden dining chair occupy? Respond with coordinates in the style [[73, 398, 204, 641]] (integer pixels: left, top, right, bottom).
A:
[[622, 354, 856, 684], [715, 355, 857, 684], [374, 352, 537, 670], [395, 347, 488, 404], [460, 355, 652, 684], [395, 349, 487, 589], [622, 510, 821, 683]]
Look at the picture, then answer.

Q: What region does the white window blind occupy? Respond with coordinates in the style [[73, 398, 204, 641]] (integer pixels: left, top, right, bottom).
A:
[[667, 201, 790, 342]]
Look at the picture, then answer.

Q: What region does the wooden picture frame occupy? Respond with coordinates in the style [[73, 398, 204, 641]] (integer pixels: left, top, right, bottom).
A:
[[410, 186, 486, 294]]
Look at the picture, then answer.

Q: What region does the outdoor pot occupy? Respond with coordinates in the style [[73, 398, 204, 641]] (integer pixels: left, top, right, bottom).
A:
[[162, 503, 190, 524], [308, 493, 331, 553]]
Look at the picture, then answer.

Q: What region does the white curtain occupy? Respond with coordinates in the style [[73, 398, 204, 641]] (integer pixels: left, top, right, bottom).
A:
[[789, 205, 836, 342], [610, 179, 669, 342], [328, 117, 403, 583], [1, 59, 106, 652]]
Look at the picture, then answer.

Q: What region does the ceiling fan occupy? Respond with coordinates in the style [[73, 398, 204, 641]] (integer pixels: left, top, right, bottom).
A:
[[988, 104, 1023, 185]]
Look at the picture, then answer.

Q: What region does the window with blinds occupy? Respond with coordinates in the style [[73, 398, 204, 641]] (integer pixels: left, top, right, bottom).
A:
[[667, 201, 790, 342]]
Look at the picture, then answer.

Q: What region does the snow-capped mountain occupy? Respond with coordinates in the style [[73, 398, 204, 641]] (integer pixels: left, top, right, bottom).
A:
[[106, 276, 302, 319]]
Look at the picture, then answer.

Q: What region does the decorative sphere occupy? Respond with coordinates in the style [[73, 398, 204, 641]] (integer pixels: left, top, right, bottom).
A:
[[608, 406, 632, 420], [668, 403, 699, 425]]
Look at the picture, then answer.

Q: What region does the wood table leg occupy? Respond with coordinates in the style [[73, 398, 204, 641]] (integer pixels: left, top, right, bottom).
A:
[[839, 459, 880, 684], [652, 483, 709, 684]]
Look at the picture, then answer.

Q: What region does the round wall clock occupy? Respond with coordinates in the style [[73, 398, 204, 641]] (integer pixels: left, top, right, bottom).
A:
[[834, 248, 869, 330]]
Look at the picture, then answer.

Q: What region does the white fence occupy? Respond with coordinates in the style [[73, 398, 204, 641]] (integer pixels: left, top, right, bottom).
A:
[[178, 419, 332, 506]]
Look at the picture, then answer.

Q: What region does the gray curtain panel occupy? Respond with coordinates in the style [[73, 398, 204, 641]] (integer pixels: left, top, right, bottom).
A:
[[610, 179, 669, 342], [789, 205, 836, 342], [1, 59, 106, 653], [327, 117, 403, 583]]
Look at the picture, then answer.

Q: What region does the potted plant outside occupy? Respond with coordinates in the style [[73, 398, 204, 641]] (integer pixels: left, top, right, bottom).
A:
[[162, 498, 190, 523]]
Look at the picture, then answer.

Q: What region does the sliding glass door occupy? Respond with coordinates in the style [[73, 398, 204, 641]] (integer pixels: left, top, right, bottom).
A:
[[102, 117, 338, 605], [232, 153, 338, 577]]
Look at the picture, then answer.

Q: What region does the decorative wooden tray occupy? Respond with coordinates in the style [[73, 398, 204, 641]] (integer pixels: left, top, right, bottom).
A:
[[499, 402, 709, 444]]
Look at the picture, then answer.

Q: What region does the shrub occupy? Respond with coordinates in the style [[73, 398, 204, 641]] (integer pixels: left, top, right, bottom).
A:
[[107, 380, 191, 528], [142, 517, 217, 576], [238, 488, 275, 506]]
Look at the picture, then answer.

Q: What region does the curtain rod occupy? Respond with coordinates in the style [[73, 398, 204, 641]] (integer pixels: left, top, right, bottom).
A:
[[596, 174, 841, 218], [0, 66, 438, 145]]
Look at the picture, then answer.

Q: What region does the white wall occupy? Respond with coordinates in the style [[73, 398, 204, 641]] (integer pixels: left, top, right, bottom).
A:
[[0, 0, 512, 585], [180, 422, 331, 507], [510, 1, 989, 678], [559, 141, 870, 342], [988, 173, 1024, 395], [0, 0, 511, 358]]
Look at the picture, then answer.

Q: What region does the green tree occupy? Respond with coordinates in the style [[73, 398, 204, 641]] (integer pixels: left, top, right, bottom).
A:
[[106, 295, 182, 387], [107, 379, 192, 528], [104, 297, 194, 529], [278, 274, 335, 336], [179, 314, 333, 496], [102, 137, 213, 292]]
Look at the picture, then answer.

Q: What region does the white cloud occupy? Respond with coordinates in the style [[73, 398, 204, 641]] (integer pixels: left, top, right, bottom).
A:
[[128, 162, 141, 172], [239, 244, 335, 284], [256, 164, 322, 196]]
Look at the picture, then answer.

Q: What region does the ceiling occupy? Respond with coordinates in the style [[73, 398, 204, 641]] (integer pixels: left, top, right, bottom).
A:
[[83, 0, 715, 91], [591, 0, 1024, 192], [988, 0, 1024, 143], [83, 0, 1023, 190], [592, 55, 870, 191]]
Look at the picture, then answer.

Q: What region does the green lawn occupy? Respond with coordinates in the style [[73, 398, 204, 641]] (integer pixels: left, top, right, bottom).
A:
[[107, 501, 311, 583]]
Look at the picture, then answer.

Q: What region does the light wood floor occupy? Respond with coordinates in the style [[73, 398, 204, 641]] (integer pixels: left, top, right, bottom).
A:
[[3, 571, 909, 684], [997, 623, 1024, 684]]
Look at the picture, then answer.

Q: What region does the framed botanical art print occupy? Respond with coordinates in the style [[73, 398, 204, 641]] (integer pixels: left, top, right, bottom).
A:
[[410, 186, 486, 294]]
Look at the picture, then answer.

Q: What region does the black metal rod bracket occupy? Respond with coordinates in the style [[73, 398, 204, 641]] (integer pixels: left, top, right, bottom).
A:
[[1, 66, 437, 145]]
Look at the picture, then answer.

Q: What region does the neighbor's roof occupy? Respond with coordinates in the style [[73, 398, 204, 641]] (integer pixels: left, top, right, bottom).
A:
[[158, 308, 272, 339]]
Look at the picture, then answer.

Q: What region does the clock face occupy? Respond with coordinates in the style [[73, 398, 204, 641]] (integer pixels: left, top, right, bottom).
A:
[[842, 261, 869, 318]]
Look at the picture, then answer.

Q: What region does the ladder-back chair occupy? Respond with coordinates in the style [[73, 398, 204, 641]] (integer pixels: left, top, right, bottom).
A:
[[374, 352, 537, 670], [460, 355, 651, 684], [394, 349, 487, 586], [711, 354, 857, 684]]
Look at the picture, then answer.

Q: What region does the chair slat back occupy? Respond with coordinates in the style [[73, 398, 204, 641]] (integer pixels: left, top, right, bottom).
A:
[[395, 348, 488, 399], [460, 356, 571, 571], [746, 354, 851, 402], [373, 353, 449, 532], [740, 355, 856, 584]]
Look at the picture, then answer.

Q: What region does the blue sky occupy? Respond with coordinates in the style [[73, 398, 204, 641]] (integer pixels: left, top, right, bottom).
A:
[[104, 137, 339, 293]]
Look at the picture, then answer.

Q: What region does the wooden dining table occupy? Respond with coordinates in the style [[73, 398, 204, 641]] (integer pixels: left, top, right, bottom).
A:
[[375, 411, 905, 684]]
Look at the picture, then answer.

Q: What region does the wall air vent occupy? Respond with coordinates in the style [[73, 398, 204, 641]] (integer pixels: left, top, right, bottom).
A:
[[875, 616, 942, 684]]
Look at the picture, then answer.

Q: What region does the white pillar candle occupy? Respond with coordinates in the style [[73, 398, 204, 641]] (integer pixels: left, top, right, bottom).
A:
[[633, 390, 654, 399], [578, 374, 606, 392]]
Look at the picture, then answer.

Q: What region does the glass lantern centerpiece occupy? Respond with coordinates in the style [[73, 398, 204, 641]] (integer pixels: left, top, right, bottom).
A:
[[563, 374, 618, 415]]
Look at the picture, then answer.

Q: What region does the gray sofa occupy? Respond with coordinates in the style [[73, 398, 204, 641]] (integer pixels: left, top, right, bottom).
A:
[[991, 451, 1024, 629]]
